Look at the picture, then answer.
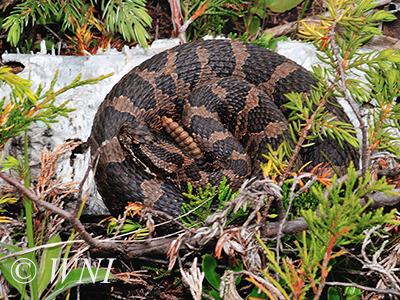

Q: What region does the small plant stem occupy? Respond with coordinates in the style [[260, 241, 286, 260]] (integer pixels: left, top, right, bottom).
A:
[[178, 2, 209, 44], [37, 212, 48, 247], [314, 239, 333, 299], [23, 129, 39, 300], [329, 25, 369, 174], [63, 229, 77, 260], [44, 24, 63, 43], [314, 230, 347, 300], [63, 190, 88, 260], [279, 85, 334, 187], [291, 0, 311, 39], [168, 0, 183, 39], [261, 0, 267, 33], [23, 130, 34, 248], [277, 88, 333, 223], [276, 175, 316, 268]]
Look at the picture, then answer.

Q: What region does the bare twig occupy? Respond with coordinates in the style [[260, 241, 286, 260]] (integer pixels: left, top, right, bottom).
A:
[[43, 25, 64, 43], [276, 174, 317, 266], [0, 0, 18, 10], [167, 0, 183, 39], [178, 2, 209, 44], [112, 209, 130, 238], [147, 208, 191, 232], [361, 226, 400, 291], [0, 172, 122, 254], [329, 23, 370, 175], [377, 0, 394, 6], [0, 239, 85, 262]]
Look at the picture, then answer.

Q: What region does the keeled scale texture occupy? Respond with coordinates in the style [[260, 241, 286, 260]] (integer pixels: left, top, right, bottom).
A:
[[90, 39, 359, 217]]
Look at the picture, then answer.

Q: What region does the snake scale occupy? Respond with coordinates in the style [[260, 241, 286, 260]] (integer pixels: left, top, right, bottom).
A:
[[90, 39, 359, 217]]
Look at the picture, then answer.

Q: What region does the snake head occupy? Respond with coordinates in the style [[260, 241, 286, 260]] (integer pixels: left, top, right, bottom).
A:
[[118, 120, 158, 146], [117, 120, 164, 178]]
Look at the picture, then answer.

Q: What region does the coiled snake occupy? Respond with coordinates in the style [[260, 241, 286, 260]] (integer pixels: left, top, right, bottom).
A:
[[90, 40, 359, 217]]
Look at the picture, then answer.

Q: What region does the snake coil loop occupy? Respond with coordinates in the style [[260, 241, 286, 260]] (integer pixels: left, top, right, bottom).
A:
[[90, 40, 359, 217]]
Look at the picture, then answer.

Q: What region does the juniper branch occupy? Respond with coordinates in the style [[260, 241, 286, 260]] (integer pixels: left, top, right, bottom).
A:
[[279, 86, 334, 186]]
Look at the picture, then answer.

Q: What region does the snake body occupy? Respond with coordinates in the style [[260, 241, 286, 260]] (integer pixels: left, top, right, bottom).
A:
[[90, 40, 359, 217]]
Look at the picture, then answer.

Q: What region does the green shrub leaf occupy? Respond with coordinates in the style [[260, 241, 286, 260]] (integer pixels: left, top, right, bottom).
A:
[[269, 0, 304, 13], [202, 254, 221, 290], [44, 267, 113, 300], [37, 235, 62, 297]]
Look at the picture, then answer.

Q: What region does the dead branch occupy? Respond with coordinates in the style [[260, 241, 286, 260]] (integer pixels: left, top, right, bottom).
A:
[[121, 185, 400, 260], [0, 171, 123, 255], [121, 220, 306, 260], [3, 162, 399, 261], [361, 188, 400, 208], [365, 35, 400, 51], [361, 226, 400, 291], [2, 144, 400, 263]]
